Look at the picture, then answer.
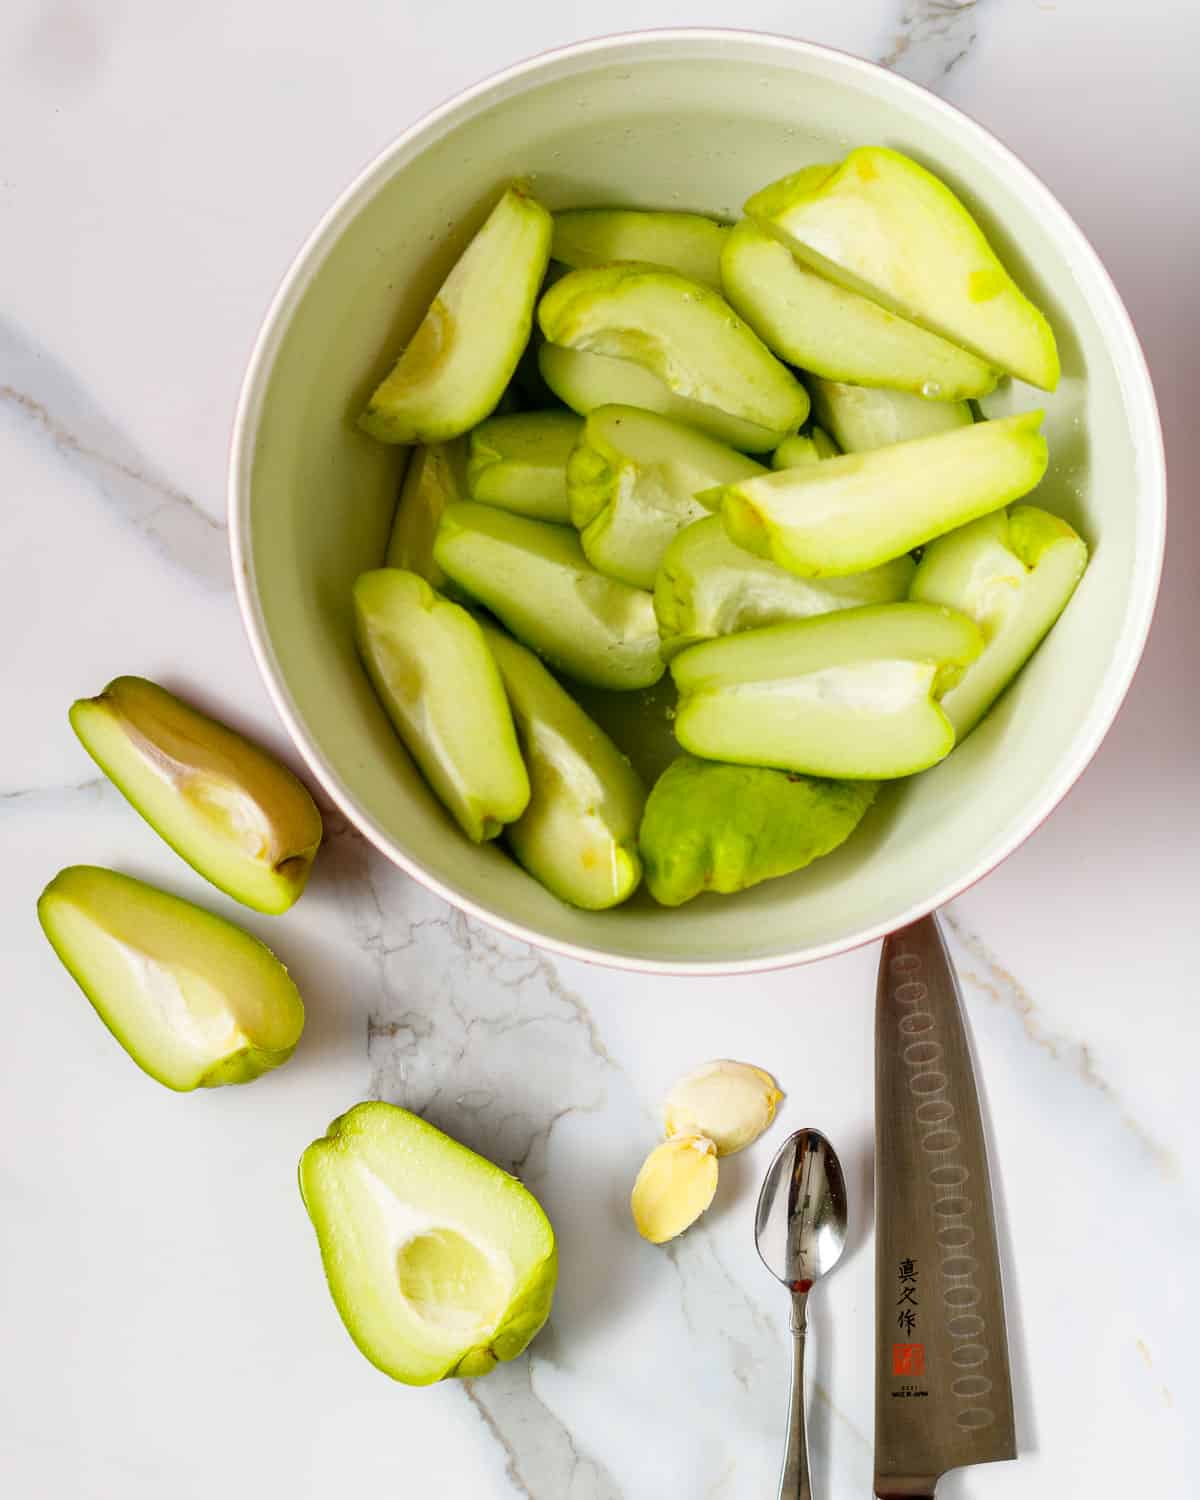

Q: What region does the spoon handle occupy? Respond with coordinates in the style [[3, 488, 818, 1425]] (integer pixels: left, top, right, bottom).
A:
[[778, 1291, 812, 1500]]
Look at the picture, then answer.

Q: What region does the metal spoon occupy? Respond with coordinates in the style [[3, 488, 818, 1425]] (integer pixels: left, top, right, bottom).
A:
[[755, 1128, 849, 1500]]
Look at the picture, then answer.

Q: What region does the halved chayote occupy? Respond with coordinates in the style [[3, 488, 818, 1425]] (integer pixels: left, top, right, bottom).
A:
[[639, 756, 878, 907]]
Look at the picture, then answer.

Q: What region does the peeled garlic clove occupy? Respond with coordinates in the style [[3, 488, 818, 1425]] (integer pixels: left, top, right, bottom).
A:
[[630, 1135, 718, 1244], [663, 1060, 782, 1156]]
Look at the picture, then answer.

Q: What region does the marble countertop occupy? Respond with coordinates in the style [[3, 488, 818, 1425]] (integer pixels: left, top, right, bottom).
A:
[[2, 2, 1196, 1496]]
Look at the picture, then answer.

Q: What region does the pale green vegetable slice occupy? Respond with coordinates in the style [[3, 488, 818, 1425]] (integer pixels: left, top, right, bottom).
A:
[[38, 866, 304, 1091], [716, 411, 1048, 577], [465, 411, 582, 523], [70, 676, 322, 915], [720, 219, 997, 400], [480, 623, 646, 909], [552, 208, 728, 289], [386, 441, 468, 588], [353, 569, 530, 842], [300, 1102, 557, 1385], [654, 516, 914, 658], [433, 502, 664, 691], [538, 343, 784, 452], [771, 429, 839, 468], [538, 264, 809, 447], [910, 505, 1088, 738], [671, 603, 983, 779], [808, 376, 972, 453], [745, 148, 1059, 390], [360, 187, 553, 443], [567, 404, 764, 588], [639, 756, 878, 906]]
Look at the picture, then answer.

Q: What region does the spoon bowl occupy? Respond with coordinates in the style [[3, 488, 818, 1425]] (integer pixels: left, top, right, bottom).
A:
[[755, 1129, 849, 1500]]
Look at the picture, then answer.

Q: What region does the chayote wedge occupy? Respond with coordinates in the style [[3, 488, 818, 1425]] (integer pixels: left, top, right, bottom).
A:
[[466, 410, 582, 523], [567, 405, 764, 589], [480, 622, 646, 909], [639, 755, 878, 906], [746, 148, 1059, 390], [538, 342, 785, 453], [715, 411, 1048, 577], [552, 208, 729, 289], [910, 504, 1088, 739], [808, 376, 972, 453], [538, 264, 809, 448], [353, 569, 530, 842], [433, 502, 664, 691], [771, 428, 838, 468], [720, 218, 997, 400], [386, 440, 468, 588], [70, 676, 322, 915], [38, 866, 305, 1091], [671, 603, 983, 779], [360, 187, 553, 444], [654, 516, 914, 659]]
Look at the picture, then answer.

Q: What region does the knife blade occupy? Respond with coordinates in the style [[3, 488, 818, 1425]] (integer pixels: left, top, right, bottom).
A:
[[874, 914, 1015, 1499]]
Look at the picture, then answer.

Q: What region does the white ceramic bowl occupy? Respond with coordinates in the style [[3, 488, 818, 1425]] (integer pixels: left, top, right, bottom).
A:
[[230, 29, 1164, 974]]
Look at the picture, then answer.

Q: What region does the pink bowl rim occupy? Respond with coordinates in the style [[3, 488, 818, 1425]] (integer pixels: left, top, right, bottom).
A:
[[229, 27, 1167, 977]]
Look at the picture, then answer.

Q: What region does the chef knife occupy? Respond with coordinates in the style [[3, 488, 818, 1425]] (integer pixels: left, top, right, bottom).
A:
[[874, 915, 1015, 1499]]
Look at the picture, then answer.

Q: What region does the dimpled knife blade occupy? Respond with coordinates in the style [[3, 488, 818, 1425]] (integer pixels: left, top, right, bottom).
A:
[[874, 915, 1015, 1499]]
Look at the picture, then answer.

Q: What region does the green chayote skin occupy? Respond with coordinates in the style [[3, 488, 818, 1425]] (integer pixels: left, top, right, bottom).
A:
[[638, 755, 878, 906]]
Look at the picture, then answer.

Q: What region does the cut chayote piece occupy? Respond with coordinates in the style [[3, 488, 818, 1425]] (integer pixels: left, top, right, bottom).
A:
[[552, 208, 729, 289], [300, 1103, 557, 1384], [654, 516, 914, 659], [746, 148, 1059, 390], [771, 427, 838, 468], [721, 218, 997, 400], [639, 755, 878, 906], [808, 376, 972, 453], [354, 569, 530, 842], [538, 343, 785, 453], [386, 440, 468, 588], [360, 187, 553, 443], [433, 502, 664, 691], [715, 412, 1048, 577], [480, 622, 646, 909], [671, 603, 983, 779], [38, 866, 305, 1090], [567, 405, 764, 588], [466, 410, 582, 523], [910, 504, 1088, 739], [538, 264, 809, 450], [70, 676, 322, 915]]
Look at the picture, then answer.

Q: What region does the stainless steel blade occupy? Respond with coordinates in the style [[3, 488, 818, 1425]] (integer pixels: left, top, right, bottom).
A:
[[874, 915, 1015, 1499]]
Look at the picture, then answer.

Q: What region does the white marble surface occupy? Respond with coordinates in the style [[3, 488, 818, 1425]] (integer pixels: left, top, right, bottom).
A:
[[2, 2, 1197, 1496]]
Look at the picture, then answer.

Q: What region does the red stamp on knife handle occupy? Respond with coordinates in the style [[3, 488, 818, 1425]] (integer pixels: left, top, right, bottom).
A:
[[893, 1343, 925, 1377]]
